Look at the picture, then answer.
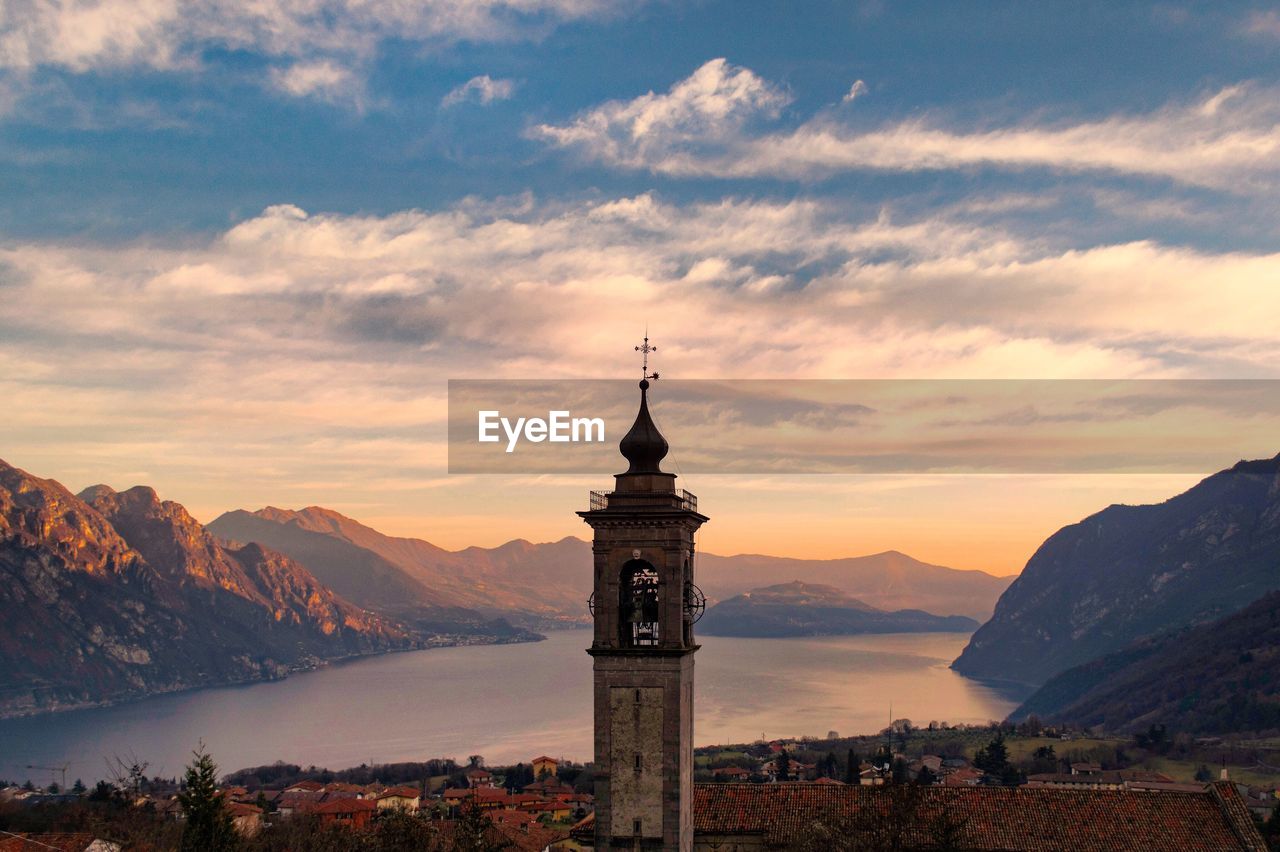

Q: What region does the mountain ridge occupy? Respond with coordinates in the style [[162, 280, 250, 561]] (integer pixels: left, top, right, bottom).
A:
[[699, 580, 979, 638], [208, 507, 1014, 623], [0, 459, 420, 719], [952, 453, 1280, 687], [1010, 589, 1280, 734]]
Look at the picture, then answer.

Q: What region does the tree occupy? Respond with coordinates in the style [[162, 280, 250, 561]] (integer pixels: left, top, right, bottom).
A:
[[973, 732, 1009, 774], [72, 778, 86, 795], [844, 750, 859, 785], [178, 745, 238, 852], [1195, 765, 1213, 782], [452, 799, 512, 852], [777, 750, 792, 782]]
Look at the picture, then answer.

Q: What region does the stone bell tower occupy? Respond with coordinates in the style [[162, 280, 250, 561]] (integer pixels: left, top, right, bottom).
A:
[[578, 340, 708, 851]]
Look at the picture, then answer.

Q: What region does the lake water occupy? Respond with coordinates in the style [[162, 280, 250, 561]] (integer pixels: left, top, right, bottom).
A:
[[0, 631, 1019, 785]]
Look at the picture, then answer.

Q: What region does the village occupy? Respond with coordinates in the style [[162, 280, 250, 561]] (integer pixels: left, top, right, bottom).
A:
[[5, 720, 1280, 851]]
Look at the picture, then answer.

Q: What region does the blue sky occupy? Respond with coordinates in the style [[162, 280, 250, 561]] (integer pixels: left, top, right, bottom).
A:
[[4, 1, 1278, 244], [3, 1, 1280, 570]]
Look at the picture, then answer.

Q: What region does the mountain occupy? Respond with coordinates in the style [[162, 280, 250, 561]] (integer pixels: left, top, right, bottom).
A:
[[952, 454, 1280, 687], [0, 460, 416, 718], [210, 508, 1012, 624], [209, 508, 590, 625], [1011, 590, 1280, 734], [698, 581, 979, 638], [696, 551, 1012, 622]]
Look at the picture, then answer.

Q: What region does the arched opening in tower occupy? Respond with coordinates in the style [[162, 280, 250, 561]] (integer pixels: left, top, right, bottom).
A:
[[619, 559, 661, 646]]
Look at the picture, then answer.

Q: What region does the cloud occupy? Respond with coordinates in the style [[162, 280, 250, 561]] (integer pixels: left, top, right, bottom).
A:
[[1243, 10, 1280, 39], [535, 60, 1280, 189], [842, 79, 868, 103], [0, 0, 612, 101], [4, 191, 1279, 555], [531, 58, 791, 171], [441, 74, 517, 108], [270, 60, 361, 105]]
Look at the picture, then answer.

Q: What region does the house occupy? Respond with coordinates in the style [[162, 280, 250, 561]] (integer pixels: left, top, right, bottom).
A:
[[283, 780, 325, 793], [315, 796, 378, 830], [519, 799, 573, 820], [1071, 762, 1103, 776], [466, 768, 495, 788], [374, 785, 421, 812], [491, 809, 538, 830], [524, 778, 575, 797], [941, 767, 985, 787], [274, 790, 323, 818], [552, 813, 596, 850], [442, 786, 511, 813], [1025, 770, 1174, 791], [710, 766, 745, 781], [225, 802, 264, 837], [689, 782, 1267, 850], [532, 756, 559, 779]]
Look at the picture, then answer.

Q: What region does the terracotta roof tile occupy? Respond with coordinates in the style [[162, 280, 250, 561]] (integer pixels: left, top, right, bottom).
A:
[[692, 781, 1267, 850]]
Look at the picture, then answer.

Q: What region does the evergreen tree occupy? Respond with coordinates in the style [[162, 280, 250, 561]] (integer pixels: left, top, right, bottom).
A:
[[777, 750, 792, 782], [72, 778, 86, 795], [178, 745, 238, 852], [973, 732, 1009, 775], [845, 749, 859, 785], [453, 799, 512, 851]]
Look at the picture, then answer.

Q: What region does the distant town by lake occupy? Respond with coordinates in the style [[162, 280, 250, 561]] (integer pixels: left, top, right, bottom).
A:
[[0, 631, 1020, 785]]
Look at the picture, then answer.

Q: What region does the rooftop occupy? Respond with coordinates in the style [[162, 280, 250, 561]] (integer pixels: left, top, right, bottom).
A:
[[693, 782, 1265, 851]]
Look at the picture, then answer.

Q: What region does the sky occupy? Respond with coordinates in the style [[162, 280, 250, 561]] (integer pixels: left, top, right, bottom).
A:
[[4, 0, 1280, 574]]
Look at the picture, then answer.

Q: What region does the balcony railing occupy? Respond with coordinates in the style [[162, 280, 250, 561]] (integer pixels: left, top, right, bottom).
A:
[[587, 489, 698, 512]]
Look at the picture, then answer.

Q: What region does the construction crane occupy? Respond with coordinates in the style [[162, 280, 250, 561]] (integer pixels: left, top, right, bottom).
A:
[[25, 763, 68, 791]]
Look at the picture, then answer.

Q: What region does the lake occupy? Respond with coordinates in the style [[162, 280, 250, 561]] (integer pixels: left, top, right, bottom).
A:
[[0, 631, 1020, 785]]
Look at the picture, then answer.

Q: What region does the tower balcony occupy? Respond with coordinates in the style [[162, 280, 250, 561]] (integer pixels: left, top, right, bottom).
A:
[[588, 489, 697, 513]]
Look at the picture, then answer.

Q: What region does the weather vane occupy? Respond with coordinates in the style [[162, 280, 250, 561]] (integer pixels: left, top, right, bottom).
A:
[[635, 332, 659, 382]]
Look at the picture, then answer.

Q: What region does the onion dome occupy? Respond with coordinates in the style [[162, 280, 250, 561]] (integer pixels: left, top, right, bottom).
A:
[[619, 379, 669, 474]]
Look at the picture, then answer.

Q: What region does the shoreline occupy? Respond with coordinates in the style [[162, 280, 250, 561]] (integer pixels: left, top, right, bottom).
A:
[[0, 631, 547, 723]]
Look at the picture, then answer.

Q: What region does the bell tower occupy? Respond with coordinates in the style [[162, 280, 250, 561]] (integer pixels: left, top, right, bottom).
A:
[[578, 340, 707, 851]]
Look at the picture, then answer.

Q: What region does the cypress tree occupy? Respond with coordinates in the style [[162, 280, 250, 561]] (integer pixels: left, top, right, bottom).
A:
[[179, 745, 238, 852]]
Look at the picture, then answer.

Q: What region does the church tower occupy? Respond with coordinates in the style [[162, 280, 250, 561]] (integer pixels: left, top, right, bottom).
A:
[[578, 341, 708, 851]]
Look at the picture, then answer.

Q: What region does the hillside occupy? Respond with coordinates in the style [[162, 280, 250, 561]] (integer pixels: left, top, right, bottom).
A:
[[952, 454, 1280, 687], [1012, 590, 1280, 734], [211, 508, 1012, 624], [0, 460, 417, 718], [209, 508, 589, 625], [698, 581, 978, 638], [697, 550, 1011, 622]]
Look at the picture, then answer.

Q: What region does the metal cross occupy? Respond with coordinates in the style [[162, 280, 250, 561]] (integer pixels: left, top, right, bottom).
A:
[[635, 334, 659, 381]]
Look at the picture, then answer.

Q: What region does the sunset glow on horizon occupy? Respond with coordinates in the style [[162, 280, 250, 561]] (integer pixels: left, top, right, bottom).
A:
[[4, 2, 1280, 578]]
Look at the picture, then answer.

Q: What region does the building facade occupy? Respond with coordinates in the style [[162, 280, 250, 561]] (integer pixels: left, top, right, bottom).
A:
[[579, 378, 708, 851]]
